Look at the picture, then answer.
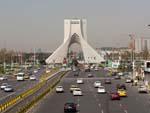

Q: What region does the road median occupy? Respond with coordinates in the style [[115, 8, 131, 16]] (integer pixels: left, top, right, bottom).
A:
[[0, 68, 67, 113]]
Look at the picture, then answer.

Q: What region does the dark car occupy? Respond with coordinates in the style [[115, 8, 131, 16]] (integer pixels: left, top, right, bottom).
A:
[[74, 71, 79, 76], [87, 73, 93, 77], [85, 68, 90, 72], [112, 72, 117, 76], [116, 84, 126, 90], [64, 102, 77, 113], [110, 92, 120, 100], [104, 79, 111, 84]]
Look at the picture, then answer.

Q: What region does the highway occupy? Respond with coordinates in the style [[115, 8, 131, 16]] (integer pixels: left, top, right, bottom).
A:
[[0, 67, 45, 104], [32, 69, 150, 113]]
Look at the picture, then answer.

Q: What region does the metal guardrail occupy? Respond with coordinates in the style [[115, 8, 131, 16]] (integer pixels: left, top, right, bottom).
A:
[[0, 68, 63, 113]]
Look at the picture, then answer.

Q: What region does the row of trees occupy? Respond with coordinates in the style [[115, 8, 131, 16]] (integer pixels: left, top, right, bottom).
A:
[[0, 48, 50, 65], [106, 50, 150, 61]]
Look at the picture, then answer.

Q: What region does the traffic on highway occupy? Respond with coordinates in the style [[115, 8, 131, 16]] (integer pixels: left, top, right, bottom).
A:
[[30, 67, 150, 113]]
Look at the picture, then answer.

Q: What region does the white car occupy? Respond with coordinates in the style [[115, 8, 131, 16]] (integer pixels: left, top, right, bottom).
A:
[[56, 86, 64, 93], [30, 75, 36, 80], [34, 70, 38, 73], [125, 78, 132, 83], [0, 76, 7, 81], [4, 85, 13, 92], [94, 81, 101, 88], [1, 83, 8, 89], [138, 85, 148, 93], [97, 86, 106, 93], [77, 79, 83, 84], [94, 67, 99, 71], [46, 70, 50, 73], [73, 89, 82, 96], [118, 72, 123, 76]]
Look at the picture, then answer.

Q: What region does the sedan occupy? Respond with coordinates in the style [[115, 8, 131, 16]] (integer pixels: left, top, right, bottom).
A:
[[4, 85, 13, 92], [125, 78, 132, 83], [104, 79, 111, 84], [56, 86, 64, 93], [110, 92, 120, 100], [0, 76, 7, 81], [117, 89, 127, 97], [116, 84, 126, 90], [77, 78, 83, 84], [138, 85, 148, 93], [94, 81, 101, 88], [73, 89, 82, 96], [0, 83, 8, 89], [97, 86, 106, 94], [88, 73, 93, 77], [64, 102, 77, 113], [29, 75, 36, 80]]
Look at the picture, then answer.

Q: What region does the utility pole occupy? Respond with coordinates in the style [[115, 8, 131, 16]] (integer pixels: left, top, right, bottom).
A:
[[129, 34, 135, 79]]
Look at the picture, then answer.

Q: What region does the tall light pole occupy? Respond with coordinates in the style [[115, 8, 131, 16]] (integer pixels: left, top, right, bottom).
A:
[[129, 34, 135, 79]]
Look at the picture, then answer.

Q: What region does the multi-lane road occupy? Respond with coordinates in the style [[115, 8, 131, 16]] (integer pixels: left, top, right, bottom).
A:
[[0, 67, 45, 104], [32, 69, 150, 113]]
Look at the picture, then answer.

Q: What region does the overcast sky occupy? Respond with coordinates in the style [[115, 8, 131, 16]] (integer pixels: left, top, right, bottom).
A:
[[0, 0, 150, 52]]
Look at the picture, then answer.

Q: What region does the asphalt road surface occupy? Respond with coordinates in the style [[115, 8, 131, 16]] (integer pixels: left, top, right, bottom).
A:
[[32, 69, 150, 113], [0, 67, 45, 104]]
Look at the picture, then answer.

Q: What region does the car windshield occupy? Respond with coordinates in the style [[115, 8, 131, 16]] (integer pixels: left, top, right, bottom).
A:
[[6, 85, 11, 88], [99, 87, 104, 89], [57, 86, 62, 88]]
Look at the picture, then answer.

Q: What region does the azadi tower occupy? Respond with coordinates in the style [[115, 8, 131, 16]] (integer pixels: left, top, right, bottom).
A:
[[46, 19, 104, 64]]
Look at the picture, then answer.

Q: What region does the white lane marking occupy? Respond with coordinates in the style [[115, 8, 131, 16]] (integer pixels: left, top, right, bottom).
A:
[[0, 92, 16, 101], [98, 103, 101, 108], [101, 109, 104, 113], [119, 103, 122, 107], [124, 110, 128, 113]]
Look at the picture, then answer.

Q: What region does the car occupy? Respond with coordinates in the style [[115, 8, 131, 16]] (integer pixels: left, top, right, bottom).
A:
[[64, 102, 77, 113], [85, 68, 90, 72], [73, 88, 82, 96], [94, 81, 101, 88], [74, 71, 79, 76], [77, 78, 83, 84], [112, 72, 117, 76], [88, 73, 93, 77], [94, 67, 99, 71], [70, 85, 79, 93], [29, 75, 36, 80], [56, 86, 64, 93], [46, 70, 50, 73], [0, 76, 7, 81], [97, 86, 106, 94], [117, 89, 127, 97], [138, 85, 148, 93], [125, 77, 132, 83], [33, 70, 38, 73], [4, 85, 13, 92], [114, 75, 121, 79], [116, 84, 126, 90], [0, 83, 8, 89], [118, 72, 123, 76], [110, 92, 120, 100], [104, 79, 111, 84]]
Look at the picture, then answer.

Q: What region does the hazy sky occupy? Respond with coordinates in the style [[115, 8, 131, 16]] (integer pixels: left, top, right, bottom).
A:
[[0, 0, 150, 52]]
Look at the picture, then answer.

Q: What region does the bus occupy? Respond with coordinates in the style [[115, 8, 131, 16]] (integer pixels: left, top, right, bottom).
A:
[[17, 72, 25, 81], [144, 61, 150, 73]]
